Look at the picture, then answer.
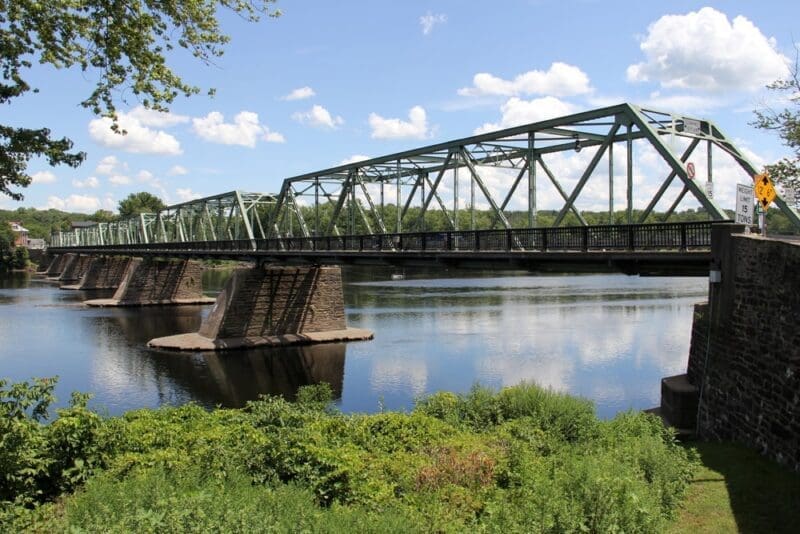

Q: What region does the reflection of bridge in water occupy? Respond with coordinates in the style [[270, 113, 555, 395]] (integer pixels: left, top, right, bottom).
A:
[[93, 307, 345, 407], [43, 104, 799, 350]]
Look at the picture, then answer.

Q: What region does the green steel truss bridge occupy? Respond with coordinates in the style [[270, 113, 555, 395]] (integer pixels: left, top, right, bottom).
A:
[[49, 104, 800, 275]]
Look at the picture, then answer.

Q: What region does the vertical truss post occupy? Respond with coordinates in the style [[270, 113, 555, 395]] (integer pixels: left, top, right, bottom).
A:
[[707, 139, 713, 188], [420, 172, 426, 231], [314, 177, 320, 236], [608, 141, 614, 224], [626, 123, 633, 224], [234, 191, 256, 249], [396, 159, 402, 233], [453, 149, 460, 231], [470, 156, 476, 230], [528, 132, 536, 227]]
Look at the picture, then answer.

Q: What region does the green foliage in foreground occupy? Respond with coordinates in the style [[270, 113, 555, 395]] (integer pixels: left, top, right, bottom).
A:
[[1, 378, 697, 533]]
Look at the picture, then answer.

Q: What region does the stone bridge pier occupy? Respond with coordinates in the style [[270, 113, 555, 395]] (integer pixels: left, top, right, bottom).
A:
[[84, 258, 215, 307], [149, 264, 373, 350]]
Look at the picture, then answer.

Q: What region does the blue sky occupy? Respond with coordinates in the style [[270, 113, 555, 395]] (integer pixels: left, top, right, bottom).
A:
[[5, 1, 799, 214]]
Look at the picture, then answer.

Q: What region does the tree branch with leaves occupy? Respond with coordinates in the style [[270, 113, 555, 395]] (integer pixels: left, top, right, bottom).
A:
[[0, 0, 280, 200]]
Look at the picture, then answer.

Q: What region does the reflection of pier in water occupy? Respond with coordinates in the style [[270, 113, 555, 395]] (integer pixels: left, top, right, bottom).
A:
[[89, 308, 345, 409]]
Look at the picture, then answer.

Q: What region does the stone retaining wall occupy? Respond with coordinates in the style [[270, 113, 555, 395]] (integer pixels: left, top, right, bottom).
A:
[[59, 254, 93, 283], [114, 258, 205, 304], [687, 233, 800, 471]]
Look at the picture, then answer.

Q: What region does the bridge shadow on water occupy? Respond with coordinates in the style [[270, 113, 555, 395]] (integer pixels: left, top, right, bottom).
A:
[[88, 307, 345, 410]]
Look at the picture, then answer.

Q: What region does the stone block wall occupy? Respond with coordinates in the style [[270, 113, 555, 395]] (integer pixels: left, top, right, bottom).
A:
[[114, 258, 204, 304], [200, 265, 346, 339], [687, 233, 800, 471], [46, 253, 72, 277], [59, 254, 93, 282], [79, 256, 132, 289]]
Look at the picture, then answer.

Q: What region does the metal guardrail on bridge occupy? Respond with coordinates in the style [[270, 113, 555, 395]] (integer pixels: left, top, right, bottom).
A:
[[51, 221, 715, 256]]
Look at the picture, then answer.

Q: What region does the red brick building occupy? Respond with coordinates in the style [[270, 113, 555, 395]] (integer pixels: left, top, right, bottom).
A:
[[8, 221, 29, 247]]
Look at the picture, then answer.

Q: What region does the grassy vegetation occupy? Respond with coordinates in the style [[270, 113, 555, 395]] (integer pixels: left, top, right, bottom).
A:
[[2, 378, 698, 532], [3, 377, 797, 532], [668, 442, 800, 534]]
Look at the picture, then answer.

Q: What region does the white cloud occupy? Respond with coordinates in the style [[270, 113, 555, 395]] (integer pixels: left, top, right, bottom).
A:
[[88, 112, 183, 155], [72, 176, 99, 188], [95, 155, 127, 176], [627, 7, 790, 92], [339, 154, 371, 165], [176, 188, 202, 202], [45, 194, 101, 213], [127, 105, 189, 127], [108, 175, 131, 186], [292, 104, 344, 129], [420, 12, 447, 35], [30, 171, 56, 184], [282, 86, 316, 101], [168, 165, 188, 176], [135, 170, 169, 199], [263, 131, 286, 143], [369, 105, 430, 140], [475, 96, 576, 134], [192, 111, 284, 147], [642, 92, 720, 113], [458, 62, 592, 98]]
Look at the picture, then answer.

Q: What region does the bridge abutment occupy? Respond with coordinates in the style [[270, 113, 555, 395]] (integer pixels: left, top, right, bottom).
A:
[[84, 258, 214, 307], [660, 225, 800, 471], [148, 264, 372, 350]]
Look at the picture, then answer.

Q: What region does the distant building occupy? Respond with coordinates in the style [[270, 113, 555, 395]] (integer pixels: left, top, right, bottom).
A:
[[71, 221, 97, 229], [27, 238, 46, 250], [8, 221, 29, 247]]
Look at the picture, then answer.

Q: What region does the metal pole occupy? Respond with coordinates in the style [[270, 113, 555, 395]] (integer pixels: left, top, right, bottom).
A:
[[470, 155, 475, 230], [315, 177, 319, 236], [420, 173, 426, 232]]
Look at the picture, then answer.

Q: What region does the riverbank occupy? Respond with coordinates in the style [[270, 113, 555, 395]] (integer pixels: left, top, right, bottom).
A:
[[3, 378, 798, 532], [3, 379, 697, 532]]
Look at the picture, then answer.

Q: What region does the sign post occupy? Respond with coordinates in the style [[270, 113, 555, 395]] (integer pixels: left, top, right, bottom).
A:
[[754, 173, 777, 237]]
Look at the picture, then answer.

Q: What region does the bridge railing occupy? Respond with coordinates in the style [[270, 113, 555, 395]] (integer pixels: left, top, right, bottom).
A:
[[55, 221, 717, 254]]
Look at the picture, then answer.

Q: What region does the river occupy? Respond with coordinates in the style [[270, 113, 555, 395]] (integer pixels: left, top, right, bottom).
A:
[[0, 267, 707, 419]]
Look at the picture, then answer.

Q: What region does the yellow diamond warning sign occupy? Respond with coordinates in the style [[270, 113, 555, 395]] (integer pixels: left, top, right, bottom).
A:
[[754, 173, 777, 209]]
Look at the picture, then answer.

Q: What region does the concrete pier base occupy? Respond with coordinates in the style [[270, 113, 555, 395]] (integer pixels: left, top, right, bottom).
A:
[[149, 265, 373, 351], [46, 253, 72, 278], [61, 256, 133, 290], [59, 255, 93, 285], [85, 258, 214, 307]]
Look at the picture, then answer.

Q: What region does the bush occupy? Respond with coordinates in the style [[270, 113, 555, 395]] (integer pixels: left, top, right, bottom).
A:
[[1, 379, 697, 532]]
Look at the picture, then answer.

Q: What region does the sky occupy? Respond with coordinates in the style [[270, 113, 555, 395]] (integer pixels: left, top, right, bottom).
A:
[[4, 0, 800, 215]]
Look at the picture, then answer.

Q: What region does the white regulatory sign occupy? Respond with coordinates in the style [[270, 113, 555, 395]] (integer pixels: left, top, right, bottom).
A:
[[784, 186, 796, 206], [735, 183, 754, 225], [683, 118, 702, 135], [705, 181, 714, 199]]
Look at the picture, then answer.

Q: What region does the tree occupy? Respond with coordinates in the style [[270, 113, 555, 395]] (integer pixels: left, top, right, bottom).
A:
[[91, 209, 117, 223], [753, 56, 800, 200], [118, 192, 166, 217], [1, 1, 280, 200]]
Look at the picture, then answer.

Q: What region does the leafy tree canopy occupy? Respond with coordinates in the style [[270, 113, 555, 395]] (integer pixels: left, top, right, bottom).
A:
[[753, 58, 800, 196], [118, 192, 166, 217], [0, 0, 280, 200]]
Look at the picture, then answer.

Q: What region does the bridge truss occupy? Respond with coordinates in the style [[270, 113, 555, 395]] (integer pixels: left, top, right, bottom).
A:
[[51, 103, 800, 248]]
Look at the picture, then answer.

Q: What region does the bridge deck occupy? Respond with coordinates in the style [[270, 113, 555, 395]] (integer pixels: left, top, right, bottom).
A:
[[49, 221, 715, 276]]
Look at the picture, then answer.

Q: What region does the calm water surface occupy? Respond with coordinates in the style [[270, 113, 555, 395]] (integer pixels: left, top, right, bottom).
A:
[[0, 267, 707, 419]]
